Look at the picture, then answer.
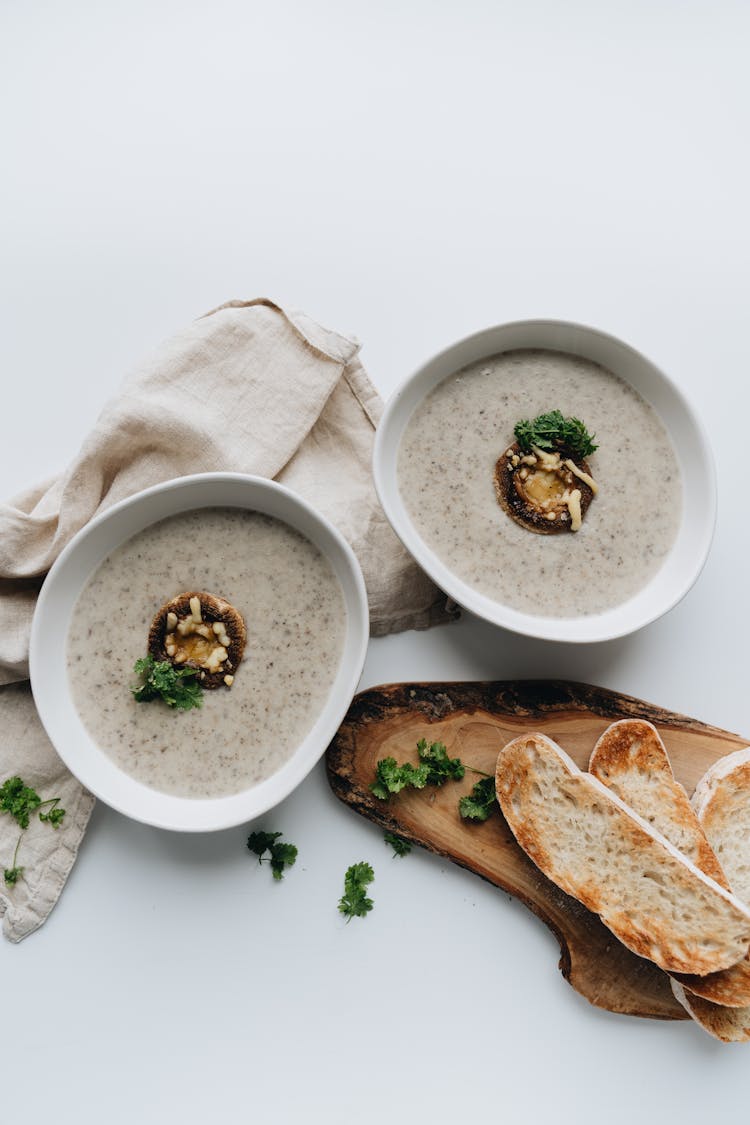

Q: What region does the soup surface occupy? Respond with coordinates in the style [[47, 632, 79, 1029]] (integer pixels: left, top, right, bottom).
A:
[[67, 507, 346, 798], [397, 349, 682, 617]]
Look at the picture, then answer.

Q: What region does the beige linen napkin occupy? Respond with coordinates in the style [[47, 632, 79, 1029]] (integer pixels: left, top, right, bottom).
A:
[[0, 298, 452, 942]]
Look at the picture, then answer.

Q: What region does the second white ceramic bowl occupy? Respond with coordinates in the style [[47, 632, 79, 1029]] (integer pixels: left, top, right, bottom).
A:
[[30, 473, 369, 831], [373, 320, 716, 643]]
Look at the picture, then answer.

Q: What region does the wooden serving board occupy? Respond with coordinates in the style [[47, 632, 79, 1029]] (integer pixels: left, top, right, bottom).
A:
[[325, 680, 750, 1020]]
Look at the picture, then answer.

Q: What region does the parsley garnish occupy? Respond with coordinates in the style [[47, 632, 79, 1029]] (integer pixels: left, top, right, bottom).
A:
[[131, 655, 203, 710], [247, 830, 298, 881], [39, 804, 66, 827], [0, 776, 42, 828], [338, 861, 374, 921], [0, 777, 66, 887], [370, 757, 429, 800], [458, 776, 497, 822], [370, 739, 465, 800], [416, 738, 465, 784], [384, 831, 412, 857], [370, 738, 496, 829], [514, 410, 597, 459]]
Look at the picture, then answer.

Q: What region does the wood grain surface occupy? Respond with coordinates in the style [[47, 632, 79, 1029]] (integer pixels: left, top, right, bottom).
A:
[[325, 680, 750, 1020]]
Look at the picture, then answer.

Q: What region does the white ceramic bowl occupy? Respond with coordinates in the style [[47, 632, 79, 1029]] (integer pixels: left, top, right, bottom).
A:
[[374, 320, 716, 643], [30, 473, 369, 831]]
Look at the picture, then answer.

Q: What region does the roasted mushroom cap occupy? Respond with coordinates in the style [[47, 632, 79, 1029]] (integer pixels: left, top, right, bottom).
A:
[[148, 591, 246, 689], [494, 443, 597, 535]]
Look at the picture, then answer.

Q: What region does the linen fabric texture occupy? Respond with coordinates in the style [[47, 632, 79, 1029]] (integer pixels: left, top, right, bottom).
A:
[[0, 299, 451, 942]]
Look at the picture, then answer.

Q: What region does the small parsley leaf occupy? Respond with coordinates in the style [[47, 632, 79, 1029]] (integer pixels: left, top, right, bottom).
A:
[[370, 740, 466, 800], [338, 861, 374, 921], [269, 842, 298, 881], [39, 804, 66, 827], [458, 776, 497, 822], [131, 655, 203, 710], [416, 738, 465, 785], [247, 830, 283, 858], [370, 757, 430, 800], [514, 410, 597, 459], [247, 830, 298, 881], [384, 831, 411, 857], [0, 777, 41, 829], [0, 778, 66, 886]]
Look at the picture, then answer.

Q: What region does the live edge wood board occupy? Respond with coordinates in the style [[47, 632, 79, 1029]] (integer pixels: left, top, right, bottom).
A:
[[325, 680, 750, 1021]]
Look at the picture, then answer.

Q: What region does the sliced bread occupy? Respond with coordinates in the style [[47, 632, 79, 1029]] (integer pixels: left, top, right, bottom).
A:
[[589, 720, 750, 1029], [692, 746, 750, 900], [671, 981, 750, 1044], [670, 747, 750, 1014], [494, 733, 750, 976], [589, 720, 728, 887]]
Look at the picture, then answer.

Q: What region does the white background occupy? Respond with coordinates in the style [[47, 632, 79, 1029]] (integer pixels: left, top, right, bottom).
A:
[[3, 2, 750, 1122]]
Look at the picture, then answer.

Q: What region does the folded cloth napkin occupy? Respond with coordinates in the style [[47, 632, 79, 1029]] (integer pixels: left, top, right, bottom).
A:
[[0, 298, 453, 942]]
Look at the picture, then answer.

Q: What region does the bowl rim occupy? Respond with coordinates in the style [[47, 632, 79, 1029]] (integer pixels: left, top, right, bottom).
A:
[[373, 318, 717, 643], [30, 472, 370, 831]]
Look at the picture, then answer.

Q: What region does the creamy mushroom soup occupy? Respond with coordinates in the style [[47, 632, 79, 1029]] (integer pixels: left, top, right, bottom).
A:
[[67, 508, 346, 798], [397, 350, 682, 617]]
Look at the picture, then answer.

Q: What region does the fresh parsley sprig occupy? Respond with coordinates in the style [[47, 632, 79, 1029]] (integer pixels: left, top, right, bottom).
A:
[[514, 410, 597, 459], [3, 860, 22, 886], [338, 861, 374, 921], [247, 830, 298, 881], [370, 739, 465, 800], [0, 777, 67, 886], [417, 738, 465, 784], [0, 776, 42, 829], [384, 831, 412, 857], [371, 739, 492, 803], [131, 655, 203, 710], [458, 776, 497, 822], [370, 757, 429, 799]]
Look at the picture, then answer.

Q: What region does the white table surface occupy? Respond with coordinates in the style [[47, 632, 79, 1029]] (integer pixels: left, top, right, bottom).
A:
[[3, 2, 750, 1121]]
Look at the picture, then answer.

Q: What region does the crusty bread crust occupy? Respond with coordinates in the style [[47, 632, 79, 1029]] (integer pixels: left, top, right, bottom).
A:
[[590, 720, 750, 1016], [589, 720, 728, 888], [671, 980, 750, 1043], [495, 733, 750, 976], [148, 590, 246, 689], [691, 746, 750, 901], [673, 962, 750, 1009], [671, 746, 750, 1008]]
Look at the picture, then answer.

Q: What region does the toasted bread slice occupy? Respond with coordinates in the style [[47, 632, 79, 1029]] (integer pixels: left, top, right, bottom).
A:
[[666, 747, 750, 1017], [148, 590, 246, 689], [671, 981, 750, 1044], [495, 733, 750, 976], [692, 746, 750, 898], [589, 721, 728, 888], [589, 721, 750, 1027]]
